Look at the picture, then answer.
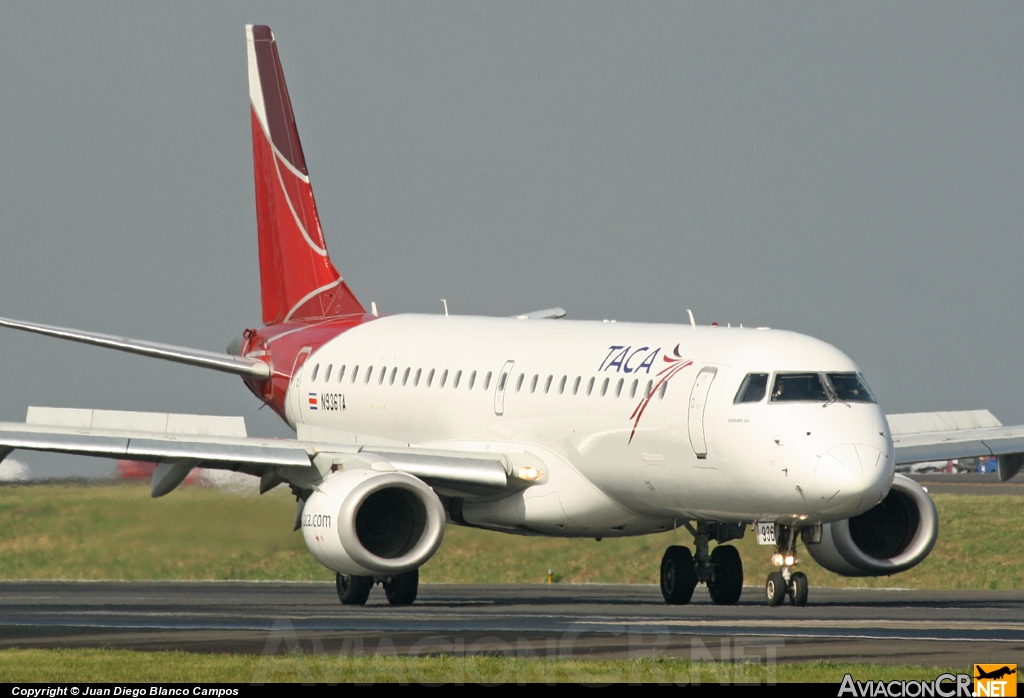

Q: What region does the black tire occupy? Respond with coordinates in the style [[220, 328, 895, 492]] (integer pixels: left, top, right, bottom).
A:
[[707, 544, 743, 605], [336, 573, 373, 606], [788, 571, 808, 607], [384, 569, 419, 606], [765, 571, 786, 607], [660, 545, 697, 605]]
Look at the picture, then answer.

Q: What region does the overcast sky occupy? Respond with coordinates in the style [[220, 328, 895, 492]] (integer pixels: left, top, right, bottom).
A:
[[0, 3, 1022, 476]]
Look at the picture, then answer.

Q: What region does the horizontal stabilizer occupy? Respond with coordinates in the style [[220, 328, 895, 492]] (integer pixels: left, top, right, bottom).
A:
[[512, 307, 567, 320], [0, 316, 270, 379]]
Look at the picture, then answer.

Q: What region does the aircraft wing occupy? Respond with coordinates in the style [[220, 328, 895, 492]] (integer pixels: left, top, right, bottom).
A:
[[0, 407, 512, 498], [0, 316, 270, 379], [888, 409, 1024, 480]]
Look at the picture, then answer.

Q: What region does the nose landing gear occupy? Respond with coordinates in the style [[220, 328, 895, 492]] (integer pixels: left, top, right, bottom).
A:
[[660, 521, 745, 606], [765, 525, 808, 607]]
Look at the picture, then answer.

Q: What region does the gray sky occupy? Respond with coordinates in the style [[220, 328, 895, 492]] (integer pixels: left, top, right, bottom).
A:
[[0, 3, 1022, 475]]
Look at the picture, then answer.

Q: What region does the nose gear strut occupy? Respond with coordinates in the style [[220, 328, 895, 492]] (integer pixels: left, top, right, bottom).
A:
[[766, 524, 808, 607]]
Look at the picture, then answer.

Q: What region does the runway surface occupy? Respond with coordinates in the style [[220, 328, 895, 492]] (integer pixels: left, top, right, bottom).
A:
[[1, 581, 1022, 666]]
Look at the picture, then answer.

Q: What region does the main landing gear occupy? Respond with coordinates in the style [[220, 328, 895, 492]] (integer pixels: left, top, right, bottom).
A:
[[336, 568, 420, 606], [765, 525, 808, 607], [661, 521, 745, 606]]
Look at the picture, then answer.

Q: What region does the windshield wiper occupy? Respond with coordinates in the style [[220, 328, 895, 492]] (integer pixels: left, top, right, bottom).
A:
[[822, 390, 850, 408]]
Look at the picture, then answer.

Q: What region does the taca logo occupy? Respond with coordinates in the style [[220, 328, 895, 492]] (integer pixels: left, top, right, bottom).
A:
[[628, 344, 692, 444], [599, 345, 661, 374]]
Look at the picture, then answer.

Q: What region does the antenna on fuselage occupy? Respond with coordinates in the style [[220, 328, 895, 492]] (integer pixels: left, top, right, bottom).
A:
[[371, 301, 379, 317], [687, 309, 696, 329], [441, 299, 449, 317]]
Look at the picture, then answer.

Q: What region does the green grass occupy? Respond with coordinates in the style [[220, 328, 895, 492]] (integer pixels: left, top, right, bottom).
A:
[[0, 482, 1021, 588], [0, 648, 965, 683]]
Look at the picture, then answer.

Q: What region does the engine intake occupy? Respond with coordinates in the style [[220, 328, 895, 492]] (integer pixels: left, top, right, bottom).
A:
[[805, 474, 938, 577], [302, 467, 446, 576]]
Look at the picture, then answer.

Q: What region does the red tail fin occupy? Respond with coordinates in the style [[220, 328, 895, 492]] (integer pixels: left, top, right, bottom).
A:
[[247, 25, 364, 325]]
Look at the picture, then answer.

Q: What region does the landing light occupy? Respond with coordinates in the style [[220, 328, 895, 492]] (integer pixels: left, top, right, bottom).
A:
[[517, 466, 543, 481]]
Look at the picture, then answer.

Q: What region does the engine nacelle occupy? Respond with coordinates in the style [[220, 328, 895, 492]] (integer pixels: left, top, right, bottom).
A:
[[301, 468, 446, 576], [805, 473, 938, 577]]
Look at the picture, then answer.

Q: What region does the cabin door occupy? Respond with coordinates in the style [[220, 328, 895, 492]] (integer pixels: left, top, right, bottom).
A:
[[687, 366, 717, 460]]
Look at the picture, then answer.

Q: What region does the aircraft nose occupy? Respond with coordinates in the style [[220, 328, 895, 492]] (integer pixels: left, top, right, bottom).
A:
[[815, 443, 889, 512]]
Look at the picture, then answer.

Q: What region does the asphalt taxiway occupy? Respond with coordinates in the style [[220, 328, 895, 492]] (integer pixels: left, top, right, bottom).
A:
[[907, 472, 1024, 496], [1, 581, 1021, 666]]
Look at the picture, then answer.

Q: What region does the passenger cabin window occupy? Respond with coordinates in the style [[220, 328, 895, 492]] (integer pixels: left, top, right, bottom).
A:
[[351, 366, 360, 384], [516, 373, 525, 392], [414, 368, 422, 386], [453, 370, 462, 388], [324, 365, 332, 382], [389, 367, 397, 385], [587, 377, 595, 395], [558, 376, 567, 394], [497, 372, 507, 391], [826, 372, 877, 403], [378, 366, 387, 385], [530, 375, 539, 393], [365, 366, 374, 385], [600, 377, 610, 396], [468, 370, 477, 389], [427, 369, 435, 387], [440, 369, 448, 388], [572, 376, 581, 395], [484, 372, 493, 390], [645, 380, 653, 398], [310, 364, 319, 381], [770, 373, 828, 402], [544, 375, 553, 394], [629, 379, 638, 399], [402, 368, 411, 386], [657, 382, 667, 399], [337, 365, 346, 383], [615, 378, 624, 397], [734, 373, 769, 404]]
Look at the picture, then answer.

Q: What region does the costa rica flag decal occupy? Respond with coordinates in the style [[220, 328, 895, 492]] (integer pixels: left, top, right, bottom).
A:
[[308, 392, 318, 410]]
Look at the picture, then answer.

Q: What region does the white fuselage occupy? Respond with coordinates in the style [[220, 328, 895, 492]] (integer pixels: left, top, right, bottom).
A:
[[285, 315, 894, 537]]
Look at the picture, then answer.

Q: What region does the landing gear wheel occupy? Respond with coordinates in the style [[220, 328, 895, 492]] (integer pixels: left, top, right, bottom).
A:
[[707, 544, 743, 605], [788, 571, 808, 607], [336, 573, 373, 606], [660, 545, 698, 605], [765, 571, 786, 607], [384, 569, 419, 606]]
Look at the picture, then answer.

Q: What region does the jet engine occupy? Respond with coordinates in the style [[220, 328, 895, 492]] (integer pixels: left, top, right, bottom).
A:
[[805, 474, 938, 577], [301, 467, 446, 576]]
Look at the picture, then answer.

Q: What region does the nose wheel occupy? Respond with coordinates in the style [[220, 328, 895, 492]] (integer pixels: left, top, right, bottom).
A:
[[764, 524, 809, 607]]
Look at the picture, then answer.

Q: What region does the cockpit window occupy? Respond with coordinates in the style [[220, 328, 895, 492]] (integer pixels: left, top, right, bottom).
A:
[[734, 373, 769, 403], [826, 372, 877, 403], [770, 373, 828, 402]]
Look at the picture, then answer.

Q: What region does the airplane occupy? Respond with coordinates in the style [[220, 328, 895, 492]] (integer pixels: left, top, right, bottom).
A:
[[0, 25, 1013, 608], [975, 666, 1017, 681]]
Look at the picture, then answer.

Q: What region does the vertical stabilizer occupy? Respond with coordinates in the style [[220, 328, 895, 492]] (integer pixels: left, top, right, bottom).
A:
[[247, 25, 364, 325]]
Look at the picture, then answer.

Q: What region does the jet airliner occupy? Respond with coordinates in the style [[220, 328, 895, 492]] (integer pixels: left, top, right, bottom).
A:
[[4, 25, 1005, 607]]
